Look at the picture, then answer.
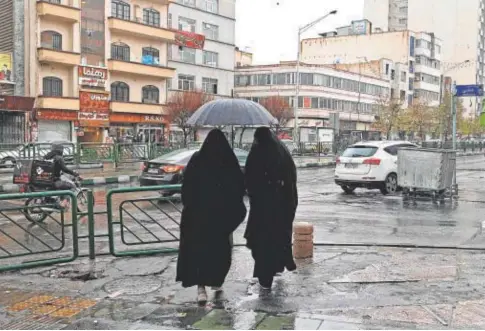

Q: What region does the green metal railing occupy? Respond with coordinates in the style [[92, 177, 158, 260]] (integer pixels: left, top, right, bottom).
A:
[[0, 191, 78, 272]]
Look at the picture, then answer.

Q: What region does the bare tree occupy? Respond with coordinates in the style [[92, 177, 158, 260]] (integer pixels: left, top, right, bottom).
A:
[[259, 96, 292, 133], [399, 100, 435, 141], [166, 90, 213, 146], [372, 97, 403, 140]]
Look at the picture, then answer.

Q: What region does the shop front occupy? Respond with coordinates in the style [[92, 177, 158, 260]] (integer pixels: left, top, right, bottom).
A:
[[0, 96, 35, 143], [109, 113, 167, 144], [78, 91, 110, 143], [34, 109, 78, 142]]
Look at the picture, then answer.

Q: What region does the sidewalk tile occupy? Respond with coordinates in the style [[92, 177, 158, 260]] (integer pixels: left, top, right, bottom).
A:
[[318, 320, 362, 330], [295, 318, 322, 330], [256, 315, 295, 330]]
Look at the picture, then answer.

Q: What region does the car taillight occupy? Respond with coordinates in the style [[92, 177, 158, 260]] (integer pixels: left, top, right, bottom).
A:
[[141, 162, 148, 171], [336, 157, 341, 164], [363, 158, 381, 165], [161, 165, 184, 173]]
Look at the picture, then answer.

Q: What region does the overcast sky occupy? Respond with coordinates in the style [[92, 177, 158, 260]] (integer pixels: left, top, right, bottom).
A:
[[235, 0, 365, 64]]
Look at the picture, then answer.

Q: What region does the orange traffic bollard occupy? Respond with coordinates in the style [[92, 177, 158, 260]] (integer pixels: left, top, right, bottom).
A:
[[293, 222, 314, 259]]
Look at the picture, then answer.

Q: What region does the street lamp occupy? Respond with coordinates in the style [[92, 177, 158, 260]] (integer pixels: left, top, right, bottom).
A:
[[294, 9, 337, 143]]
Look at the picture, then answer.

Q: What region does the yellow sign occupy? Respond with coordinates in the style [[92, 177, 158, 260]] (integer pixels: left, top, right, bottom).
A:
[[0, 53, 13, 83]]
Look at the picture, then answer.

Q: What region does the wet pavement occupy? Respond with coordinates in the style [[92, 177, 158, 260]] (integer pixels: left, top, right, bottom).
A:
[[0, 155, 485, 329]]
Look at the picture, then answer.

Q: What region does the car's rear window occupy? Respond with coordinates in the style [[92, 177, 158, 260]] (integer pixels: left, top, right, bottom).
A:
[[153, 149, 197, 163], [342, 146, 378, 157]]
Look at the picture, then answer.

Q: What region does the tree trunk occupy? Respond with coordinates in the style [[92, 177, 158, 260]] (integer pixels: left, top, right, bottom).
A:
[[238, 126, 247, 147]]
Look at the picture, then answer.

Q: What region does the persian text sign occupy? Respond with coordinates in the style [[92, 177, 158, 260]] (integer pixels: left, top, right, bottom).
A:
[[79, 91, 109, 127], [78, 66, 108, 88], [174, 30, 205, 50]]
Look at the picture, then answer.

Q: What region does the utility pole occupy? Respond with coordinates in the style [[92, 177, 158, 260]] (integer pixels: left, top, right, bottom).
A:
[[451, 81, 458, 194]]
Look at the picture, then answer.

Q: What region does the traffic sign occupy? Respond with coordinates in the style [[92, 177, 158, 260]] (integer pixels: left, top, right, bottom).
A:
[[454, 84, 484, 97]]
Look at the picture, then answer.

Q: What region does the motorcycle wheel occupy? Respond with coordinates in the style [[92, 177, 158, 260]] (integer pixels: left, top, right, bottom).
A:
[[24, 198, 49, 223], [76, 189, 95, 214]]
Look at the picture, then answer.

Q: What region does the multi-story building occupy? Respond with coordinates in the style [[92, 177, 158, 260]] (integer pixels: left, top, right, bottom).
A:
[[1, 0, 217, 144], [234, 61, 390, 137], [167, 0, 235, 98], [364, 0, 484, 115], [235, 47, 253, 67], [301, 23, 443, 107]]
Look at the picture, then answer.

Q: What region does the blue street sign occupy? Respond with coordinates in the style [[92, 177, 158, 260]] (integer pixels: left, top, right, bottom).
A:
[[454, 84, 484, 97]]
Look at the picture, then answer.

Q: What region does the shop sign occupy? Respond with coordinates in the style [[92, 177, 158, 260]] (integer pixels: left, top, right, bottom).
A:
[[0, 96, 35, 111], [174, 30, 205, 50], [35, 109, 78, 121], [110, 113, 166, 124], [0, 53, 14, 84], [78, 66, 108, 88], [79, 91, 109, 127]]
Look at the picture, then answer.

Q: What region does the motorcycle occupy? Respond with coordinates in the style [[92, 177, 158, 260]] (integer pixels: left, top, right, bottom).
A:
[[23, 174, 94, 223]]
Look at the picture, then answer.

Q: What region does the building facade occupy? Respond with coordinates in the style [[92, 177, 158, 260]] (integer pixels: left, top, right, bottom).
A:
[[167, 0, 235, 98], [235, 47, 253, 67], [3, 0, 218, 144], [234, 62, 390, 137], [300, 29, 443, 107], [364, 0, 484, 115]]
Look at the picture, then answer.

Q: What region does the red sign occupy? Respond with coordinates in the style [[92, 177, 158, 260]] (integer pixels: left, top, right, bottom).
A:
[[79, 91, 109, 127], [0, 96, 35, 111], [110, 112, 166, 124], [78, 66, 108, 88], [174, 30, 205, 50], [35, 109, 78, 121]]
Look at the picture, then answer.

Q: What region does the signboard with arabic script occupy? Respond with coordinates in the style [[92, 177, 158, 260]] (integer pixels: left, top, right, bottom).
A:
[[78, 66, 108, 89], [174, 30, 205, 50], [79, 91, 109, 127]]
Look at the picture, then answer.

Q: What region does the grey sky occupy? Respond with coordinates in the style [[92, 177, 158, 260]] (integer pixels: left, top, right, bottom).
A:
[[235, 0, 364, 64]]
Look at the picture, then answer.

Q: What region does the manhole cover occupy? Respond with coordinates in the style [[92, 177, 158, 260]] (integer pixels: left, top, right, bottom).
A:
[[104, 277, 161, 295]]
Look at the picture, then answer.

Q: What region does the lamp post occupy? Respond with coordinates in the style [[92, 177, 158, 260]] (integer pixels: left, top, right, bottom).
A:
[[294, 9, 337, 144]]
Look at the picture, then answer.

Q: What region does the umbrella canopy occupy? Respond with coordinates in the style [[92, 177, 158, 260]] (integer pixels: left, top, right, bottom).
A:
[[186, 98, 278, 126]]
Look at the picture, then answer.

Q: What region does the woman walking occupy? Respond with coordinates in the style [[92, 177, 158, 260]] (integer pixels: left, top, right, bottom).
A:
[[244, 127, 298, 290], [176, 129, 247, 305]]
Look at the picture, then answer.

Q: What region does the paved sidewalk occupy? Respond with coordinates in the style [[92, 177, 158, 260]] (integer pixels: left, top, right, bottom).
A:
[[1, 246, 485, 329]]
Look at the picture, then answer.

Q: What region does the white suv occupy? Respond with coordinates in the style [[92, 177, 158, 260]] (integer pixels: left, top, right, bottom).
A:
[[335, 141, 418, 195]]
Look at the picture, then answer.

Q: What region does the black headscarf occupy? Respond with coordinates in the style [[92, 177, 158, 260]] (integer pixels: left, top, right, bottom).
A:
[[198, 129, 240, 171]]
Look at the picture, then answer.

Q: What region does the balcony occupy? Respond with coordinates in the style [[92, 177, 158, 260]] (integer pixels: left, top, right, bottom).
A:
[[111, 101, 167, 115], [37, 96, 79, 111], [37, 1, 81, 23], [38, 48, 80, 67], [108, 59, 175, 79], [108, 17, 175, 42]]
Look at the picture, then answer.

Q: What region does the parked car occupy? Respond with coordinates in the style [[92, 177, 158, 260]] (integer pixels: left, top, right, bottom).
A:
[[0, 141, 75, 168], [281, 139, 297, 155], [140, 147, 249, 196], [335, 141, 418, 195]]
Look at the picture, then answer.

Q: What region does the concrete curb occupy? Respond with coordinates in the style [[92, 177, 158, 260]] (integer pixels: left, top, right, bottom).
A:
[[0, 175, 140, 193], [298, 161, 336, 168]]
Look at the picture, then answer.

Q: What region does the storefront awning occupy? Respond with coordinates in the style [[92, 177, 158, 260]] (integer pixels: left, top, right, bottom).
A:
[[0, 96, 35, 112]]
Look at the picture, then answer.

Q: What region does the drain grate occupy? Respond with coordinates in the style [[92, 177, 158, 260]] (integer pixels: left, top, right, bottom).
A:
[[104, 277, 162, 295]]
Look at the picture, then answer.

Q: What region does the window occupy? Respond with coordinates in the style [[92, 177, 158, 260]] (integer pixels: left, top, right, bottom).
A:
[[179, 47, 196, 63], [178, 74, 195, 90], [399, 6, 408, 13], [177, 0, 195, 6], [111, 82, 130, 102], [178, 17, 196, 33], [142, 85, 159, 103], [401, 71, 406, 82], [111, 42, 130, 61], [142, 47, 160, 65], [399, 18, 407, 24], [46, 0, 61, 3], [111, 0, 130, 20], [43, 77, 63, 97], [203, 51, 218, 67], [202, 77, 218, 94], [203, 23, 219, 40], [41, 31, 62, 50], [385, 63, 390, 75], [203, 0, 218, 13], [143, 9, 160, 26], [168, 13, 172, 28]]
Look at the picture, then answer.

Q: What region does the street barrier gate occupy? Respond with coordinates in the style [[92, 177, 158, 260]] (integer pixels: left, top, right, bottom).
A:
[[0, 185, 182, 272]]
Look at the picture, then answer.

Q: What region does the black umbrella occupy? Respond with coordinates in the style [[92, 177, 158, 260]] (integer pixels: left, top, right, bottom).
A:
[[187, 98, 278, 126]]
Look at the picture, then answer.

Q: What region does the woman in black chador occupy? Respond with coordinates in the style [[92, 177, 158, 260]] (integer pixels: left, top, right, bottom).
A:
[[176, 129, 247, 305], [244, 127, 298, 290]]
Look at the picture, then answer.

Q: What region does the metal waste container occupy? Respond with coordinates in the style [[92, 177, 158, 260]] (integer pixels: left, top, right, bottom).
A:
[[397, 148, 456, 200]]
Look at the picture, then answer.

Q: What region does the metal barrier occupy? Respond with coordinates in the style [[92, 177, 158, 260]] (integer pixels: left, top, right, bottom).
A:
[[0, 191, 78, 272], [79, 143, 115, 164], [117, 144, 149, 163], [106, 185, 182, 257]]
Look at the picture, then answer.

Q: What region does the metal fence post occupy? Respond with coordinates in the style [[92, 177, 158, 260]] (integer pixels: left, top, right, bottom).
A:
[[87, 190, 96, 260]]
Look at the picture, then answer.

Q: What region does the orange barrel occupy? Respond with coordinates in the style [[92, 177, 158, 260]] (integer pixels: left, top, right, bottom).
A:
[[293, 222, 314, 259]]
